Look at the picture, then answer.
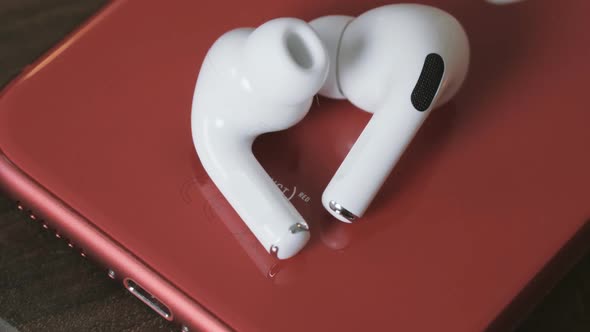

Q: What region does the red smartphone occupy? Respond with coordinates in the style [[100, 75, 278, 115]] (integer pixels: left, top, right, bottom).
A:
[[1, 1, 590, 331]]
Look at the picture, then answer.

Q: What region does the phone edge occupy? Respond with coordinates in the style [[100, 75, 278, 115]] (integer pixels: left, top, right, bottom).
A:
[[0, 150, 232, 331]]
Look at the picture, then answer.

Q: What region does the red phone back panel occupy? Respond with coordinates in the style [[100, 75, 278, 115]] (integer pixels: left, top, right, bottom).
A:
[[1, 0, 590, 331]]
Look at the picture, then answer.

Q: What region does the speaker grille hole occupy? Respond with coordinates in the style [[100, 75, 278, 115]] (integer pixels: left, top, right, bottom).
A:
[[285, 31, 314, 69]]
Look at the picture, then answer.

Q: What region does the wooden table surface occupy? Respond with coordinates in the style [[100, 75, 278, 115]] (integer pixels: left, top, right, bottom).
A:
[[0, 1, 589, 331]]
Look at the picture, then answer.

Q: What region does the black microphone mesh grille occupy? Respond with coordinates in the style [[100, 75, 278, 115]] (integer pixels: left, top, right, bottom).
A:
[[411, 53, 445, 112]]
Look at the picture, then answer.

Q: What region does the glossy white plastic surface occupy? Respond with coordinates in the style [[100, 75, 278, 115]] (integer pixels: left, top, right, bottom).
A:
[[309, 15, 353, 99], [311, 5, 470, 222], [191, 18, 329, 258]]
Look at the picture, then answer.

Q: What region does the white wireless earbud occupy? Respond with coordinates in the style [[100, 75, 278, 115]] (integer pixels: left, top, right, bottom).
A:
[[191, 18, 329, 259], [310, 4, 470, 222]]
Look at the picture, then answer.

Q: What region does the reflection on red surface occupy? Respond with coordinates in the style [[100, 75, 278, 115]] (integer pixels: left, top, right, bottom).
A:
[[182, 170, 293, 284]]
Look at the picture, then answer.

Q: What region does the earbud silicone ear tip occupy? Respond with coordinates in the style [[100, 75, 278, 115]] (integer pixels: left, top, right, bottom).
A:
[[309, 15, 353, 100], [245, 18, 329, 105]]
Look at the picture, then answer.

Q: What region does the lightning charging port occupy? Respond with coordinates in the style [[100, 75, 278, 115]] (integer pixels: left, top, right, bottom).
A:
[[124, 279, 172, 320]]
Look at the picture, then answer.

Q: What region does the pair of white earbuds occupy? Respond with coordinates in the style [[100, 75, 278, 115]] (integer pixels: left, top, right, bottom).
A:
[[191, 4, 470, 259]]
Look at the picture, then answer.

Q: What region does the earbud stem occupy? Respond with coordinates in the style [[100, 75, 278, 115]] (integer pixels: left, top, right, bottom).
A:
[[322, 98, 430, 222], [194, 121, 310, 259]]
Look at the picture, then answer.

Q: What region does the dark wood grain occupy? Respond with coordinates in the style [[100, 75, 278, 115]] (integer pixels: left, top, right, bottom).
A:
[[0, 1, 589, 332]]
